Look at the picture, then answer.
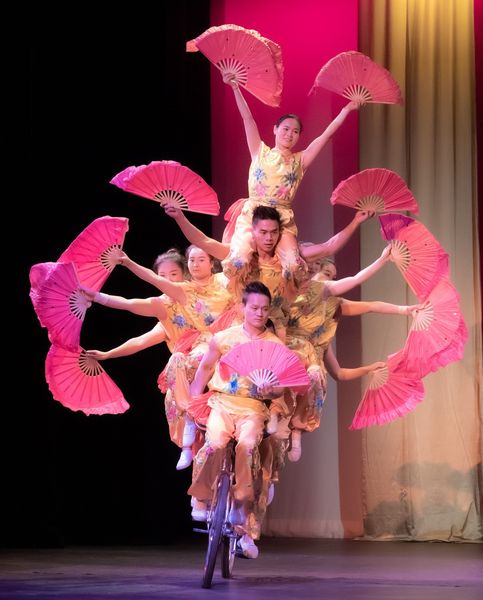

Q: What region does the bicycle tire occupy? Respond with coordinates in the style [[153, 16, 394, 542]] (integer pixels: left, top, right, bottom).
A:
[[221, 533, 237, 578], [201, 472, 230, 588]]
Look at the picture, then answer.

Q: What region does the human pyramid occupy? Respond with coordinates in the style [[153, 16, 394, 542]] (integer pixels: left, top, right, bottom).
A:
[[30, 25, 467, 559]]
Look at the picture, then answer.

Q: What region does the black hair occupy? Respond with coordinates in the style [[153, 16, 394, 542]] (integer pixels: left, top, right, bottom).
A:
[[153, 248, 186, 275], [252, 205, 282, 227], [275, 113, 303, 133], [242, 281, 272, 305]]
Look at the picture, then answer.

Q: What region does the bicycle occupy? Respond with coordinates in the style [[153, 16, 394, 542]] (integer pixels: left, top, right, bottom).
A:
[[193, 438, 238, 589]]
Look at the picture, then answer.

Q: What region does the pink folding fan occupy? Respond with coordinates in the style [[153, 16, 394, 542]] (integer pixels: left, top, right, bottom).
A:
[[110, 160, 220, 216], [350, 352, 424, 430], [330, 168, 419, 214], [311, 51, 403, 105], [220, 340, 310, 392], [29, 262, 90, 352], [379, 214, 449, 301], [59, 216, 129, 291], [45, 344, 129, 415], [187, 24, 283, 107]]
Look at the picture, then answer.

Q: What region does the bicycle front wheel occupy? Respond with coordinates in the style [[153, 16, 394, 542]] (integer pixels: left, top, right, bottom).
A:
[[202, 472, 230, 589]]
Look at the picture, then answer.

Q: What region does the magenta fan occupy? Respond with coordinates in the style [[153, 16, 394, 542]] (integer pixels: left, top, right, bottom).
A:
[[379, 214, 449, 301], [110, 160, 220, 216], [59, 216, 129, 291], [187, 24, 283, 107], [350, 352, 424, 430], [29, 262, 90, 352], [399, 277, 468, 378], [311, 51, 403, 105], [45, 344, 129, 415], [220, 340, 310, 391], [330, 169, 419, 214]]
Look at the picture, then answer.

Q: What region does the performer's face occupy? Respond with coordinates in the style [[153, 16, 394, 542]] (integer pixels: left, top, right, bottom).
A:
[[243, 293, 271, 329], [157, 260, 185, 282], [252, 219, 280, 255], [319, 262, 337, 280], [273, 118, 301, 150], [187, 248, 213, 280]]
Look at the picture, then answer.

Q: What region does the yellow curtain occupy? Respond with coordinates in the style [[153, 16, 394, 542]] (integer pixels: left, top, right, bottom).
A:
[[358, 0, 482, 540]]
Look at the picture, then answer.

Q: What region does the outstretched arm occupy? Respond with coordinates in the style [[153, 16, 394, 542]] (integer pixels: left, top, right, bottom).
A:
[[85, 323, 167, 360], [324, 344, 386, 381], [80, 286, 169, 320], [300, 211, 372, 261], [190, 336, 221, 395], [323, 245, 391, 298], [163, 205, 229, 260], [112, 249, 187, 304], [340, 299, 422, 317], [302, 101, 359, 170], [224, 76, 262, 159]]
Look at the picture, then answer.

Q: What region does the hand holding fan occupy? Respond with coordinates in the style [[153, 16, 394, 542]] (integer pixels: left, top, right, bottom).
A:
[[29, 261, 90, 352], [45, 344, 129, 415], [379, 214, 449, 301], [311, 51, 403, 105], [331, 168, 419, 214], [59, 216, 129, 291], [187, 24, 283, 107], [111, 160, 220, 216], [350, 351, 424, 430], [220, 340, 310, 392]]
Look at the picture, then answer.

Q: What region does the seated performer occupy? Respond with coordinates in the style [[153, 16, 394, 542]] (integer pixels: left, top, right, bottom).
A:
[[188, 281, 288, 560], [222, 74, 359, 281]]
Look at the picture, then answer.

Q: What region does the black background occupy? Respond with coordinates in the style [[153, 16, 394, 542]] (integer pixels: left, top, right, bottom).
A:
[[17, 2, 211, 546]]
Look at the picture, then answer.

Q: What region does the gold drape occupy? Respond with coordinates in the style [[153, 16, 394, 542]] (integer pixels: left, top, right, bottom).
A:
[[359, 0, 482, 541]]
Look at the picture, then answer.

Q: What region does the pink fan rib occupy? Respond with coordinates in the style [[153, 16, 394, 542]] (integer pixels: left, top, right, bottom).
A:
[[331, 168, 419, 214], [58, 216, 129, 291], [45, 345, 129, 415]]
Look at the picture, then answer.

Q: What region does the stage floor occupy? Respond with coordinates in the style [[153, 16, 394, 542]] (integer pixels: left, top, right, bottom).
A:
[[1, 536, 481, 599]]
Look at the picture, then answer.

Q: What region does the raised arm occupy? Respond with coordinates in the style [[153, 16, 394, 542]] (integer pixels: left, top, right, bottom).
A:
[[323, 343, 386, 381], [340, 299, 422, 317], [323, 245, 391, 298], [224, 76, 262, 159], [85, 323, 167, 360], [112, 249, 187, 304], [190, 336, 222, 396], [80, 286, 169, 320], [300, 210, 372, 261], [302, 101, 359, 170], [163, 205, 229, 260]]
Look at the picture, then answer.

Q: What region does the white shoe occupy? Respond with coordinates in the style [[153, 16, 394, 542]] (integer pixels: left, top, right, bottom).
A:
[[176, 447, 193, 470], [288, 429, 302, 462], [237, 534, 259, 559], [267, 483, 275, 506], [191, 500, 208, 522], [182, 417, 197, 447], [266, 412, 278, 434]]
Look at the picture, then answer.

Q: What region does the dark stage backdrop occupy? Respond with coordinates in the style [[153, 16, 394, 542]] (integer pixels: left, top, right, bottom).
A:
[[18, 3, 211, 546]]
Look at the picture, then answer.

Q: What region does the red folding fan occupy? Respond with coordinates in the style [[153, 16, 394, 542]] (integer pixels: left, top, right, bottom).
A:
[[379, 214, 450, 301], [399, 277, 468, 378], [379, 213, 414, 240], [349, 352, 424, 430], [187, 24, 283, 107], [330, 169, 419, 214], [311, 51, 403, 105], [45, 344, 129, 415], [220, 340, 310, 391], [58, 216, 129, 291], [110, 160, 220, 216], [29, 262, 90, 352]]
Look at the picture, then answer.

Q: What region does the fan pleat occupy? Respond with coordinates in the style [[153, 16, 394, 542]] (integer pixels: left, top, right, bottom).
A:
[[331, 168, 419, 214], [46, 345, 129, 415], [111, 160, 220, 216]]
